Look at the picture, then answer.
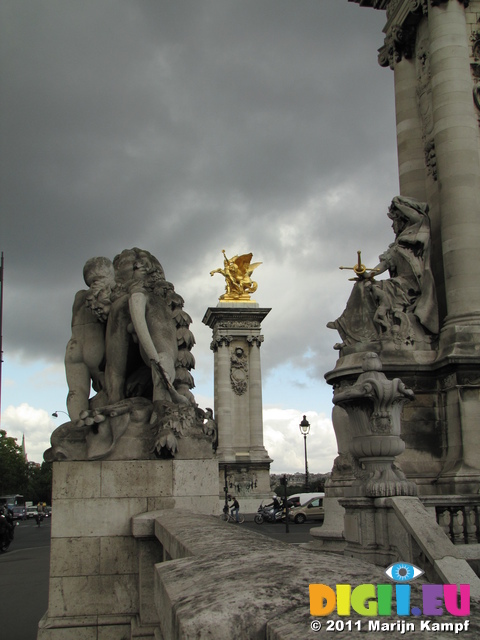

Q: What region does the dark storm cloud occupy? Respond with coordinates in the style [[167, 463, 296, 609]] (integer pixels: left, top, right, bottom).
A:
[[1, 0, 397, 379]]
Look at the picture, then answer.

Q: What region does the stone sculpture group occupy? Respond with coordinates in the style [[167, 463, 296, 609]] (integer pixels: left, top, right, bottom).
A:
[[45, 248, 216, 461]]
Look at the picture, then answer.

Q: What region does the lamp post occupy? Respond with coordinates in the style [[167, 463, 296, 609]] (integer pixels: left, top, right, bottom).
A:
[[52, 411, 69, 419], [299, 415, 310, 490]]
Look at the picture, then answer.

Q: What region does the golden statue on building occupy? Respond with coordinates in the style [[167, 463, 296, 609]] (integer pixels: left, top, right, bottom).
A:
[[210, 250, 262, 302]]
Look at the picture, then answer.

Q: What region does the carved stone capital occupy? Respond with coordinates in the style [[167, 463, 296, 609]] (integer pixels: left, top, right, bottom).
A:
[[379, 23, 418, 68], [376, 0, 429, 69], [246, 335, 264, 348], [210, 335, 233, 352]]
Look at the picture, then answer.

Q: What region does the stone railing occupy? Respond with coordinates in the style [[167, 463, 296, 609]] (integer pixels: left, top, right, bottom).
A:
[[131, 510, 396, 640], [422, 496, 480, 546]]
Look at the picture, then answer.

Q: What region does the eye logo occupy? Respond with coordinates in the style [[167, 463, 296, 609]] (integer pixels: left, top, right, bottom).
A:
[[385, 562, 424, 582]]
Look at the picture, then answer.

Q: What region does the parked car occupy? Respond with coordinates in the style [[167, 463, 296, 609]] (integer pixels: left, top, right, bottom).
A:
[[11, 506, 27, 521], [288, 494, 325, 524], [287, 492, 323, 507]]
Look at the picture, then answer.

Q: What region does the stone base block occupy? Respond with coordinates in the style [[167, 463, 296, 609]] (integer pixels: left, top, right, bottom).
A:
[[38, 458, 219, 639]]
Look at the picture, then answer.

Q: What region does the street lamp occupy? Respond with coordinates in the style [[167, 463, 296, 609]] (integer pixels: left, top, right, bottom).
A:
[[52, 411, 69, 418], [299, 415, 310, 490]]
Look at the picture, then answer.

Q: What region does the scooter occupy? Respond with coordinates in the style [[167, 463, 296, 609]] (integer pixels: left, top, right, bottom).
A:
[[254, 502, 284, 524]]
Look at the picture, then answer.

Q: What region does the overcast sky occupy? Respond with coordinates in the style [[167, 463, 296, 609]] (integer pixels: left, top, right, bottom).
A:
[[1, 0, 398, 472]]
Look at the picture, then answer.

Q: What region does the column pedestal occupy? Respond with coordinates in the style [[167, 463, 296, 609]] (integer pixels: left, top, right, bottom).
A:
[[203, 303, 272, 511]]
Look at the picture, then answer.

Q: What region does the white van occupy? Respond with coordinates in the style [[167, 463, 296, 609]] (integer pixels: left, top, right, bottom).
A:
[[287, 492, 324, 507]]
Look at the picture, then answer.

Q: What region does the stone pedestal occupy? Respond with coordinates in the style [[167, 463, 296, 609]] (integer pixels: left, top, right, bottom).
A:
[[37, 458, 218, 639], [203, 303, 272, 511]]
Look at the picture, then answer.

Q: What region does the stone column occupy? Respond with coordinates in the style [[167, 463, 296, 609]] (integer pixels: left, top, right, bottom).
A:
[[247, 335, 269, 460], [213, 336, 235, 462], [394, 56, 428, 202], [429, 0, 480, 336], [203, 304, 272, 511]]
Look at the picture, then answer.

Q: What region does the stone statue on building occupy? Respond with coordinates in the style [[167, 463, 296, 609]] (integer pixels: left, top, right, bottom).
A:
[[210, 250, 262, 301], [45, 248, 214, 462], [327, 196, 438, 352]]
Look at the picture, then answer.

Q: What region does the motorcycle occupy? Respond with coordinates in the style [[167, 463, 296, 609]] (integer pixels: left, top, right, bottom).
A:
[[254, 501, 284, 524], [0, 511, 16, 553]]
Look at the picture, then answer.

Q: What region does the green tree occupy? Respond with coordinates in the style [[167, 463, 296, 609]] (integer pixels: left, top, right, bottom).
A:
[[0, 429, 29, 495], [27, 461, 52, 505]]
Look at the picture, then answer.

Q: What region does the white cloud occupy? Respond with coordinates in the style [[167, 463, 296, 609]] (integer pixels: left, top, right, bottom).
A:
[[2, 403, 56, 464], [263, 408, 337, 474]]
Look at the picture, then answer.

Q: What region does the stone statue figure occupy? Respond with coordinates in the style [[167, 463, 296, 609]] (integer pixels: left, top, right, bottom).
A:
[[64, 257, 115, 422], [328, 196, 438, 352], [45, 248, 214, 462], [210, 250, 262, 301]]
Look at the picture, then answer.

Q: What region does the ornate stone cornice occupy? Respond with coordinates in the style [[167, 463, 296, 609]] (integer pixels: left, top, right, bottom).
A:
[[202, 306, 271, 331]]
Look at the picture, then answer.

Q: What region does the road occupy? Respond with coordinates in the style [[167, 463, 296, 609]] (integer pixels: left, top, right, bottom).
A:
[[242, 518, 320, 544], [0, 518, 51, 640]]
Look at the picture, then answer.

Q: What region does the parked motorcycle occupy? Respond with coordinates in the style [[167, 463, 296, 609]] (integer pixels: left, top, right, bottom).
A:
[[0, 509, 16, 553], [254, 502, 284, 524]]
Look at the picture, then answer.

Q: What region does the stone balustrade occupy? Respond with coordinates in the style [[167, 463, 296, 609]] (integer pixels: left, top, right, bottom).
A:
[[421, 496, 480, 546]]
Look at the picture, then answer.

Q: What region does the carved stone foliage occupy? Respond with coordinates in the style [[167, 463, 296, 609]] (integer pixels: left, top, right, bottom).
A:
[[332, 353, 416, 497], [230, 347, 248, 395], [328, 196, 439, 355]]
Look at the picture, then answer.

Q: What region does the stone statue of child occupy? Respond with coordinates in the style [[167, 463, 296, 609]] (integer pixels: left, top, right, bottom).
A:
[[65, 257, 115, 422]]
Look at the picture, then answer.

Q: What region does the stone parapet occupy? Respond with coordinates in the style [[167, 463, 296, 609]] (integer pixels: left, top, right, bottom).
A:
[[133, 509, 480, 639]]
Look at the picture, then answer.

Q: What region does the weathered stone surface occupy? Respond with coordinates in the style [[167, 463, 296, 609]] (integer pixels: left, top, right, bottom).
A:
[[100, 460, 172, 498], [149, 510, 480, 640], [52, 497, 149, 538], [50, 537, 101, 577], [52, 461, 102, 499]]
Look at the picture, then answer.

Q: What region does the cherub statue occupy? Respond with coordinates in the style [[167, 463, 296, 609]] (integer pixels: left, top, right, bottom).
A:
[[210, 250, 262, 301]]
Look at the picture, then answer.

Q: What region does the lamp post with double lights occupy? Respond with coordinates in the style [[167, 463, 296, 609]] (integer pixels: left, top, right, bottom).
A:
[[299, 415, 310, 490]]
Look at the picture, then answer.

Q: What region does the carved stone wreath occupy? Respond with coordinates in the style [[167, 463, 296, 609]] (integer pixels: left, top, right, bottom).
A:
[[230, 347, 248, 395]]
